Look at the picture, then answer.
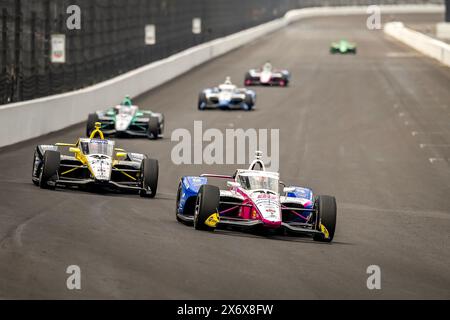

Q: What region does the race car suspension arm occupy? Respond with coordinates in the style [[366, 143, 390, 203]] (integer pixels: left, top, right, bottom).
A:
[[60, 165, 85, 175], [281, 205, 315, 221], [219, 206, 240, 215], [220, 201, 252, 207], [200, 174, 233, 179], [112, 167, 138, 181], [218, 202, 252, 215]]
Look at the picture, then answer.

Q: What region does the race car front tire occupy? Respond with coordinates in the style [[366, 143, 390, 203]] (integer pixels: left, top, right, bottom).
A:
[[198, 92, 207, 110], [313, 195, 337, 242], [32, 149, 41, 186], [175, 182, 183, 222], [39, 150, 60, 190], [194, 185, 220, 231], [244, 94, 254, 111], [140, 158, 159, 198], [147, 117, 159, 139], [86, 113, 99, 137], [244, 72, 253, 86]]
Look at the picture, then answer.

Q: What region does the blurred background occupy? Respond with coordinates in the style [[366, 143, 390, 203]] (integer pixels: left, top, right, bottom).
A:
[[0, 0, 443, 104]]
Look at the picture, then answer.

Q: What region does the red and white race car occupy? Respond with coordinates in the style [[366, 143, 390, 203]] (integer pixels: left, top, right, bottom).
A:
[[244, 62, 291, 87], [176, 152, 336, 242]]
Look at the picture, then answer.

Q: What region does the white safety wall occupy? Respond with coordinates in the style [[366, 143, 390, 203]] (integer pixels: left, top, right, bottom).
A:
[[0, 4, 444, 148]]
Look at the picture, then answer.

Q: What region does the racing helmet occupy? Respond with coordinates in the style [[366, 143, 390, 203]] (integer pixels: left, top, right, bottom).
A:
[[121, 95, 133, 107], [255, 175, 268, 187], [223, 77, 232, 85], [263, 62, 272, 71]]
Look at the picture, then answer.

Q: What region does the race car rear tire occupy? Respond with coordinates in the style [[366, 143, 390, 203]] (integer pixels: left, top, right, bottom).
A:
[[39, 150, 60, 190], [198, 92, 207, 110], [313, 195, 337, 242], [86, 113, 99, 137], [140, 158, 158, 198], [194, 185, 220, 231], [147, 117, 159, 139]]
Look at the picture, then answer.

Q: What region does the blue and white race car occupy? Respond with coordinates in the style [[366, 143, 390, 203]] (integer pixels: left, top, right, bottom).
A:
[[175, 151, 337, 242], [198, 77, 256, 111]]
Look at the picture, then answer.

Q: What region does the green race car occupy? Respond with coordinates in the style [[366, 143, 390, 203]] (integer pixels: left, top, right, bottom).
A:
[[330, 40, 357, 54], [86, 96, 164, 139]]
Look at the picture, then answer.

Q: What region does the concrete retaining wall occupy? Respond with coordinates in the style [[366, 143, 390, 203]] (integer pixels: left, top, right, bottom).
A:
[[384, 21, 450, 67], [0, 4, 444, 148]]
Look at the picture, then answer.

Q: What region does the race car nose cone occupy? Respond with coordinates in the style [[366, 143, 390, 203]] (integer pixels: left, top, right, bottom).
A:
[[251, 192, 281, 224], [115, 114, 132, 131], [88, 155, 112, 181], [260, 72, 271, 83]]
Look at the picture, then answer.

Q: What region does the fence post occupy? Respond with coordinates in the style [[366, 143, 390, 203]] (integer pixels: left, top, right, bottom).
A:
[[446, 0, 450, 23], [14, 0, 22, 101], [31, 11, 37, 99], [1, 9, 8, 104], [44, 0, 50, 96]]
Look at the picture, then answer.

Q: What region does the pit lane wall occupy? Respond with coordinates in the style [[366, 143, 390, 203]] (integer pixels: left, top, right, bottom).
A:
[[0, 4, 444, 148], [384, 22, 450, 67]]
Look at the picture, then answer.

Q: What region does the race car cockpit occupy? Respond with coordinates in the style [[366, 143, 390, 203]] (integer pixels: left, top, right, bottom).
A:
[[121, 95, 133, 107], [262, 62, 273, 72], [218, 77, 237, 92]]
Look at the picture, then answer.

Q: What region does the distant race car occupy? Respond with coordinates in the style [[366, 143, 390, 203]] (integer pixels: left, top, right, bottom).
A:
[[86, 96, 164, 139], [245, 62, 290, 87], [176, 151, 337, 242], [198, 77, 256, 111], [330, 40, 357, 54], [32, 123, 158, 197]]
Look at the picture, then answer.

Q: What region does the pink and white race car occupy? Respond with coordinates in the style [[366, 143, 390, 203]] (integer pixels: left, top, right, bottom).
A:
[[244, 62, 290, 87], [176, 152, 336, 242]]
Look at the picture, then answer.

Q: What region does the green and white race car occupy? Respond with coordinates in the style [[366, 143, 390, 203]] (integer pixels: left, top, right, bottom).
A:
[[330, 40, 357, 54], [86, 96, 164, 139]]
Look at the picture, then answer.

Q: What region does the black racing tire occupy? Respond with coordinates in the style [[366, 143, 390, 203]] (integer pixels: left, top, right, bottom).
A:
[[280, 77, 289, 87], [32, 149, 40, 186], [194, 185, 220, 231], [158, 114, 165, 135], [140, 158, 158, 198], [176, 182, 183, 222], [313, 195, 337, 242], [198, 92, 207, 110], [39, 150, 60, 190], [352, 48, 357, 55], [147, 117, 159, 139], [86, 113, 99, 137], [244, 72, 252, 85], [244, 94, 254, 110]]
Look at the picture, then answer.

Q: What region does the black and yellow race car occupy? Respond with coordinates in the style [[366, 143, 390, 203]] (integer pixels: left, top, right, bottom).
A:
[[32, 123, 158, 197]]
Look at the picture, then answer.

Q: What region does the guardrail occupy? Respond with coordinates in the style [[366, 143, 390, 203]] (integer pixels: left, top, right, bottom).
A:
[[0, 4, 444, 148], [384, 21, 450, 67]]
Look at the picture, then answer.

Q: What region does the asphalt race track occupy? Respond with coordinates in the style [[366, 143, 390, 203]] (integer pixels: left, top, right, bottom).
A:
[[0, 14, 449, 299]]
